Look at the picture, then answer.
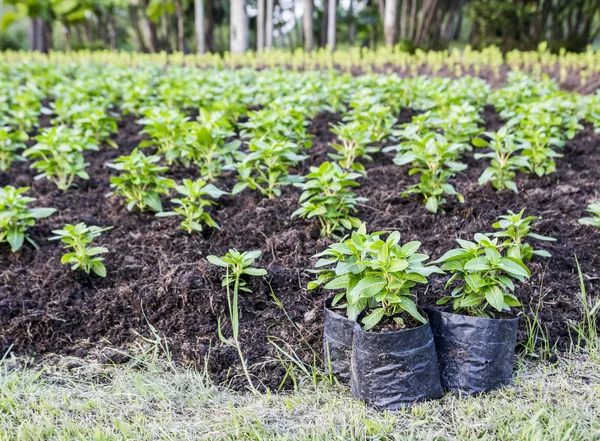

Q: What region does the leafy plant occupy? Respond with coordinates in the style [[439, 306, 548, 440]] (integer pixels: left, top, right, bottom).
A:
[[578, 201, 600, 228], [434, 233, 531, 317], [239, 107, 312, 147], [0, 126, 28, 171], [292, 162, 366, 237], [473, 126, 531, 193], [0, 186, 56, 252], [308, 224, 442, 330], [107, 148, 176, 212], [49, 223, 112, 277], [207, 249, 267, 393], [23, 126, 94, 191], [491, 209, 556, 261], [182, 120, 240, 180], [329, 121, 377, 172], [232, 138, 307, 198], [394, 133, 466, 213], [157, 179, 227, 233], [516, 128, 563, 177], [138, 107, 190, 165]]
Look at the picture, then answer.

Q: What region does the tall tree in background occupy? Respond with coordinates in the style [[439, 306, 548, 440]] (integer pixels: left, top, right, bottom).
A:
[[384, 0, 398, 46], [327, 0, 336, 50], [303, 0, 313, 51], [230, 0, 248, 53], [195, 0, 205, 52], [265, 0, 274, 48], [257, 0, 265, 50]]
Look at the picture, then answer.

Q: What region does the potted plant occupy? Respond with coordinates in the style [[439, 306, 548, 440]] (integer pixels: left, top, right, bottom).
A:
[[429, 233, 531, 395], [309, 223, 444, 408]]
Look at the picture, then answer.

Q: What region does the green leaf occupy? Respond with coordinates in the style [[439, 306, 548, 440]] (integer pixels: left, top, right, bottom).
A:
[[497, 258, 530, 278], [92, 262, 107, 277], [361, 307, 386, 331], [348, 276, 386, 302], [243, 268, 267, 276], [207, 255, 228, 267], [324, 274, 350, 290], [485, 285, 505, 312], [464, 257, 490, 271]]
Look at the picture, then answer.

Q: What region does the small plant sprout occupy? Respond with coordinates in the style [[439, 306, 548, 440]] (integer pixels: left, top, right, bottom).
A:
[[0, 186, 56, 252], [309, 224, 443, 330], [156, 179, 227, 233], [0, 127, 28, 171], [434, 233, 531, 317], [329, 121, 377, 173], [473, 126, 531, 193], [23, 126, 94, 191], [578, 201, 600, 228], [491, 209, 556, 261], [292, 162, 366, 237], [207, 249, 267, 393], [394, 133, 467, 213], [49, 223, 112, 277], [107, 149, 176, 212], [232, 138, 307, 199], [137, 107, 190, 165]]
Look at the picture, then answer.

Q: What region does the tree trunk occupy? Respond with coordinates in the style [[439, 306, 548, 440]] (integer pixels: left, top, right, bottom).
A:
[[303, 0, 314, 51], [140, 0, 159, 52], [108, 11, 117, 50], [230, 0, 248, 53], [320, 0, 328, 47], [265, 0, 274, 49], [327, 0, 336, 51], [348, 0, 355, 45], [176, 0, 184, 51], [257, 0, 265, 50], [129, 3, 148, 52], [195, 0, 205, 53], [400, 0, 408, 39], [384, 0, 398, 46], [29, 17, 44, 52], [205, 0, 214, 51], [43, 21, 53, 53], [408, 0, 417, 40], [64, 25, 72, 51]]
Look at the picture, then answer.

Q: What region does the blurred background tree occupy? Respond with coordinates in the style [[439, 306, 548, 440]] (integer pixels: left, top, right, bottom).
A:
[[0, 0, 598, 53]]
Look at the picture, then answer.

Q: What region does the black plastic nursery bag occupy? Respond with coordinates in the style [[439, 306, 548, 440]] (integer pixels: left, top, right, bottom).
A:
[[323, 297, 358, 382], [350, 320, 444, 410], [426, 308, 519, 395]]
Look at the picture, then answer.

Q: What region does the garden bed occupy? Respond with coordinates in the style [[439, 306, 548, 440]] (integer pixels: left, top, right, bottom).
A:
[[1, 107, 599, 390]]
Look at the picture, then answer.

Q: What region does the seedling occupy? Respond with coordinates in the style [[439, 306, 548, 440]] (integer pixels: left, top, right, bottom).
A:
[[292, 162, 366, 237], [107, 149, 175, 212], [23, 126, 94, 191], [394, 133, 466, 213], [491, 209, 556, 261], [0, 186, 56, 252], [309, 223, 442, 330], [0, 127, 28, 171], [579, 201, 600, 228], [138, 107, 190, 165], [49, 223, 112, 277], [434, 233, 531, 317], [232, 138, 307, 198], [207, 249, 267, 393], [473, 126, 531, 193], [329, 121, 377, 172], [157, 179, 227, 233]]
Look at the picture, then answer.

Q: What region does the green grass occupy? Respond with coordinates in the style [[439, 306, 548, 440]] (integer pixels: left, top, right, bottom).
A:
[[0, 346, 599, 441]]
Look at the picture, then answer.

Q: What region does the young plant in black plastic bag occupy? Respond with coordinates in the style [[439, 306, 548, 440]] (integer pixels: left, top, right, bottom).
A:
[[308, 223, 443, 330], [434, 233, 531, 317]]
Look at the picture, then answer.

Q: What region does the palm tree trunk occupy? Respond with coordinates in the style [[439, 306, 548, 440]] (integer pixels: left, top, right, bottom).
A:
[[129, 3, 148, 52], [266, 0, 274, 48], [176, 0, 184, 52], [384, 0, 398, 46], [257, 0, 265, 50], [230, 0, 248, 53], [327, 0, 336, 51], [195, 0, 205, 53], [303, 0, 313, 51]]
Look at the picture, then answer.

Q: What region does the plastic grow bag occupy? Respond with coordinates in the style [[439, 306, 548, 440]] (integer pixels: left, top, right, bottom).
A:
[[350, 320, 444, 410], [323, 297, 358, 382], [426, 308, 519, 395]]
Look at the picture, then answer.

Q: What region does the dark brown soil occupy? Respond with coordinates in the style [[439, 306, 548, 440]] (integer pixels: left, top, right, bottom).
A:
[[1, 106, 599, 391]]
